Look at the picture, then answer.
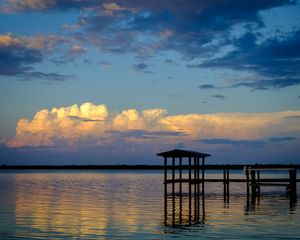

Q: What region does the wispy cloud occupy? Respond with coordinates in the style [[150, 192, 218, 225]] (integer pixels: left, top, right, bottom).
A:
[[68, 116, 104, 122], [211, 94, 228, 100], [232, 78, 300, 90], [98, 61, 112, 68], [199, 136, 297, 147], [268, 136, 297, 142], [132, 63, 153, 74], [67, 45, 87, 59], [199, 138, 265, 147], [164, 59, 178, 65], [22, 72, 73, 82], [83, 59, 93, 65], [198, 84, 219, 90], [106, 129, 188, 139]]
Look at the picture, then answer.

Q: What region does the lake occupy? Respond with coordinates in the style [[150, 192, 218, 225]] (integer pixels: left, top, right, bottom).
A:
[[0, 170, 299, 239]]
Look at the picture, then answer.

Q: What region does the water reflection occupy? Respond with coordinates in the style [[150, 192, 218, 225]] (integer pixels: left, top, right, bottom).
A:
[[164, 193, 205, 227], [164, 185, 298, 229], [164, 192, 299, 239], [245, 194, 297, 214], [0, 171, 299, 239], [3, 172, 163, 239]]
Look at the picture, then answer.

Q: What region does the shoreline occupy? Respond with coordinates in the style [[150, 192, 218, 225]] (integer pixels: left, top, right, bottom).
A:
[[0, 164, 299, 170]]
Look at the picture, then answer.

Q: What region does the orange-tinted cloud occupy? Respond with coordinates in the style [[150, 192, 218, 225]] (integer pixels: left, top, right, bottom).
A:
[[7, 102, 300, 150]]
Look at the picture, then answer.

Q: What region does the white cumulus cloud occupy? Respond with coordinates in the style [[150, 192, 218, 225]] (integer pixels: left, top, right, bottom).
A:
[[6, 102, 300, 152]]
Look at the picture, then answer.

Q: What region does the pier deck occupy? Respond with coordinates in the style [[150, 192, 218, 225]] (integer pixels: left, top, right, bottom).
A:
[[165, 178, 300, 184]]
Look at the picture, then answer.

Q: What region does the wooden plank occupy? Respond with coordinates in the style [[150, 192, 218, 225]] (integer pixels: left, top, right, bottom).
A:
[[164, 178, 299, 184], [247, 168, 295, 171], [254, 183, 289, 187]]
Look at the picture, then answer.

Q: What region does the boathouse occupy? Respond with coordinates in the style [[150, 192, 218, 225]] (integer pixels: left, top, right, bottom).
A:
[[157, 149, 210, 225]]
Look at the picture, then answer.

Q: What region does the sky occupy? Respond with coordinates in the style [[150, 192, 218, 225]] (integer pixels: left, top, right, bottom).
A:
[[0, 0, 300, 165]]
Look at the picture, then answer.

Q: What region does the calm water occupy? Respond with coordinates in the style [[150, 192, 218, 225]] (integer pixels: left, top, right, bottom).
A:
[[0, 170, 299, 239]]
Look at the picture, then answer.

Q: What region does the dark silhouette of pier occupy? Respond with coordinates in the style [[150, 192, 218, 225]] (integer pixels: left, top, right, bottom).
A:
[[157, 149, 298, 227]]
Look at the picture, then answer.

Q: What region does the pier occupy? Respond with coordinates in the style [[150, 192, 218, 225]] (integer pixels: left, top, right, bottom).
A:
[[157, 149, 299, 226]]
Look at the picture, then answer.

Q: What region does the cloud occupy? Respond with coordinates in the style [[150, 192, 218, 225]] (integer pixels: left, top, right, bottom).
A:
[[0, 0, 96, 13], [211, 94, 228, 100], [0, 0, 54, 12], [7, 0, 292, 61], [7, 103, 108, 148], [83, 59, 93, 65], [232, 78, 300, 90], [22, 71, 73, 82], [199, 136, 297, 147], [106, 129, 187, 139], [286, 115, 300, 119], [269, 136, 297, 142], [102, 2, 128, 16], [67, 45, 87, 59], [26, 34, 65, 51], [6, 102, 300, 152], [2, 1, 297, 86], [133, 63, 147, 71], [164, 59, 178, 65], [0, 33, 69, 81], [67, 116, 104, 122], [198, 84, 219, 90], [98, 61, 112, 68], [196, 30, 300, 90], [199, 138, 265, 147], [1, 0, 295, 14], [0, 33, 43, 75], [132, 63, 153, 74]]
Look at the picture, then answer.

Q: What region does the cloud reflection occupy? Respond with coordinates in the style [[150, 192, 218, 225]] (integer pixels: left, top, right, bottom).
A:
[[14, 173, 162, 238]]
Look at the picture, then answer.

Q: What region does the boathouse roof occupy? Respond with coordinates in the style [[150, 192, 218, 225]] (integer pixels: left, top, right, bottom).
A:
[[157, 149, 210, 158]]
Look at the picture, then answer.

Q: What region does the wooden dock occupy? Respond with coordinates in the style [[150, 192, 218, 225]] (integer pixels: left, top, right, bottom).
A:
[[157, 149, 298, 226]]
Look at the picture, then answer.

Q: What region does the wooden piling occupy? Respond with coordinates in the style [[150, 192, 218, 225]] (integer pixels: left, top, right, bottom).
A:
[[194, 157, 197, 220], [223, 168, 230, 201], [179, 157, 182, 197], [289, 166, 297, 201], [227, 169, 230, 198], [250, 170, 256, 203], [257, 170, 260, 200], [179, 156, 182, 223], [172, 157, 175, 201], [164, 156, 167, 220], [188, 156, 192, 222], [197, 157, 200, 212], [223, 169, 227, 199], [202, 157, 205, 199], [246, 167, 250, 205]]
